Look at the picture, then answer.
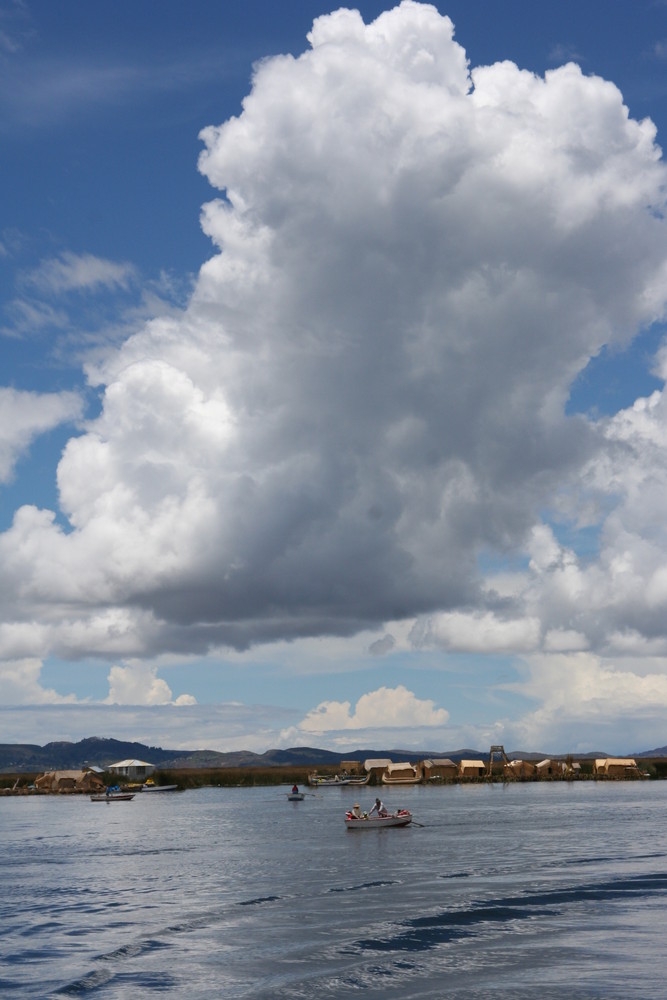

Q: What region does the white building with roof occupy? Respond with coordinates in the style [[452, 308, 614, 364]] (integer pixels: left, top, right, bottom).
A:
[[107, 759, 156, 780]]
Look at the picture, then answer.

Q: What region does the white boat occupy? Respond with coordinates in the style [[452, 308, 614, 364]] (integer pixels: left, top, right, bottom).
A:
[[141, 783, 179, 792], [344, 809, 412, 829], [90, 792, 135, 802], [287, 792, 305, 801]]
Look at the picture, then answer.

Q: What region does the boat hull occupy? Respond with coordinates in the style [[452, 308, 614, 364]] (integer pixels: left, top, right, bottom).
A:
[[287, 793, 305, 800], [345, 810, 412, 829], [90, 793, 135, 801], [381, 775, 421, 784], [141, 784, 179, 792], [309, 775, 369, 786]]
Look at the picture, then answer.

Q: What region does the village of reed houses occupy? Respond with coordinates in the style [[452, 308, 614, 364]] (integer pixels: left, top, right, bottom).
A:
[[3, 737, 667, 795]]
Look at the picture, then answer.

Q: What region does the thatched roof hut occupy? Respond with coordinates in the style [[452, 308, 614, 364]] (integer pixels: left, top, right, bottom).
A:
[[34, 770, 104, 793], [594, 758, 639, 778], [381, 762, 421, 784], [422, 758, 458, 780], [504, 759, 537, 780], [535, 759, 567, 778], [458, 759, 485, 778], [363, 758, 393, 781]]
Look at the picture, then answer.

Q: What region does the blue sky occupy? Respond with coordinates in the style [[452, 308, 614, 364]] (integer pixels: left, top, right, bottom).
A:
[[3, 0, 667, 757]]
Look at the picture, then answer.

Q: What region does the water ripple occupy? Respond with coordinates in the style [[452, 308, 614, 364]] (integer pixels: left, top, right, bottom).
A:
[[353, 871, 667, 955]]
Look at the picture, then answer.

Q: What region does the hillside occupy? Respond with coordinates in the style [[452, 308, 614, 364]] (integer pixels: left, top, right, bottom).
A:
[[2, 737, 666, 773]]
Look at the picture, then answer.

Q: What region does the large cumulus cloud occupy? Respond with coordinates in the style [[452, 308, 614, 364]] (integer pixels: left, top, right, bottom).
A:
[[1, 1, 667, 672]]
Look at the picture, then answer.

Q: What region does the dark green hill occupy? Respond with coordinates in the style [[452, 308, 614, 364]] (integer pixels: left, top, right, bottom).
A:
[[0, 737, 662, 773]]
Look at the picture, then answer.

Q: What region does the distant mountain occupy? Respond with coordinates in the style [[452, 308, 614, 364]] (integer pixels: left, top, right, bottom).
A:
[[0, 737, 664, 772], [635, 745, 667, 758], [0, 737, 191, 772], [0, 739, 345, 772]]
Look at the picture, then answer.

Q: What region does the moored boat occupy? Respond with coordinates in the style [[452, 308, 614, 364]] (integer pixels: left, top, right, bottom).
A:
[[344, 809, 412, 829], [381, 762, 421, 785], [141, 783, 179, 792], [308, 772, 369, 786], [90, 792, 135, 802]]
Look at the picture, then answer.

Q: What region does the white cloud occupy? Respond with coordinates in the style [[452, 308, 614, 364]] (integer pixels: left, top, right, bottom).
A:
[[104, 662, 196, 706], [288, 684, 449, 735], [0, 387, 83, 483], [1, 298, 69, 337], [502, 651, 667, 752], [0, 658, 78, 706], [24, 252, 136, 295], [416, 611, 541, 654], [1, 2, 667, 734]]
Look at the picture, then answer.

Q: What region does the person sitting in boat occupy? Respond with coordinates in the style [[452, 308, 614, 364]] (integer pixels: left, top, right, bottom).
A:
[[291, 784, 299, 794], [350, 803, 362, 818], [369, 797, 388, 817]]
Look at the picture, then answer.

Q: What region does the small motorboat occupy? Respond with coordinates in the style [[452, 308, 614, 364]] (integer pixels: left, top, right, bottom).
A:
[[345, 808, 412, 829], [90, 792, 135, 802], [287, 792, 305, 801], [141, 783, 179, 792]]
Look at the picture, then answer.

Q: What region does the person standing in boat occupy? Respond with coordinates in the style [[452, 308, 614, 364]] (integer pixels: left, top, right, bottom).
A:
[[369, 797, 388, 817]]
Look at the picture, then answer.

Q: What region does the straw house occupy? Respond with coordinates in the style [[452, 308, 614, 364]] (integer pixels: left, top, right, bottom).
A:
[[381, 761, 421, 784], [594, 757, 639, 779], [535, 759, 567, 778], [421, 758, 458, 781], [458, 759, 485, 778], [504, 759, 536, 780], [363, 758, 393, 782], [34, 770, 105, 793]]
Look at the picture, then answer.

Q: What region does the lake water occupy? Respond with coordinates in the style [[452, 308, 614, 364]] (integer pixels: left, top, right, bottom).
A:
[[2, 780, 667, 998]]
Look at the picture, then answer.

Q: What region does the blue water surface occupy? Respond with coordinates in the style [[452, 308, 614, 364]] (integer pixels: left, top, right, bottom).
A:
[[1, 780, 667, 998]]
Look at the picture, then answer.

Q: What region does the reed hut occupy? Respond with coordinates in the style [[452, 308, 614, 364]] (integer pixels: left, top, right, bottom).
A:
[[421, 758, 458, 781], [381, 762, 421, 784], [458, 759, 485, 778], [594, 757, 640, 779], [363, 759, 393, 782], [34, 770, 105, 793], [504, 759, 536, 780], [535, 759, 566, 778]]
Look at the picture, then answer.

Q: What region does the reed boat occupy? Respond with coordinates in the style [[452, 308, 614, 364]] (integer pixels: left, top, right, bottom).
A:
[[381, 762, 421, 785], [308, 772, 369, 786]]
